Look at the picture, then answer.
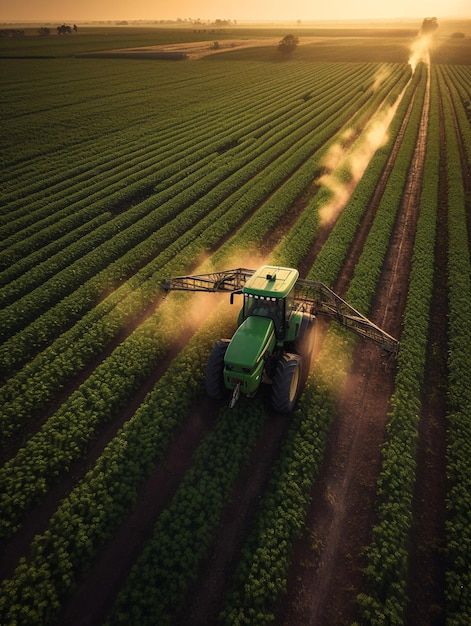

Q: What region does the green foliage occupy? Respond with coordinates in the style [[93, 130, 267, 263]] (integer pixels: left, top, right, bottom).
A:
[[0, 317, 228, 624], [437, 67, 471, 623], [107, 403, 265, 624], [357, 67, 439, 624], [220, 69, 426, 623]]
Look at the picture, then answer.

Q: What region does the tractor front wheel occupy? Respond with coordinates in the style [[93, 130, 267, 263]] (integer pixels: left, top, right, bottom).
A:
[[271, 353, 303, 413], [205, 339, 229, 400]]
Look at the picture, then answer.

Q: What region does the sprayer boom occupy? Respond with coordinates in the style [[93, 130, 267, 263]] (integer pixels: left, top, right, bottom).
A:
[[162, 267, 398, 355]]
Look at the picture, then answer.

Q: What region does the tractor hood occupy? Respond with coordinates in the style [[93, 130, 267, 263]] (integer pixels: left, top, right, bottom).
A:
[[225, 316, 275, 370]]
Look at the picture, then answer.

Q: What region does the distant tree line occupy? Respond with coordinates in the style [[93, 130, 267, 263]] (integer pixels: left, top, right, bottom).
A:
[[0, 29, 25, 37]]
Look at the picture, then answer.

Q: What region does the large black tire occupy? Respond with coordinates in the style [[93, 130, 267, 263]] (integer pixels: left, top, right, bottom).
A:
[[271, 353, 303, 413], [205, 339, 229, 400]]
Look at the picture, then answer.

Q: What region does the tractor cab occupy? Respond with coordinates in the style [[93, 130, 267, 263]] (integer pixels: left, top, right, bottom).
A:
[[240, 265, 299, 339]]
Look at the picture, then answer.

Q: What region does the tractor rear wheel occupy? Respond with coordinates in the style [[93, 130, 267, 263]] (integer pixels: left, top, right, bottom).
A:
[[205, 339, 229, 400], [271, 353, 303, 413]]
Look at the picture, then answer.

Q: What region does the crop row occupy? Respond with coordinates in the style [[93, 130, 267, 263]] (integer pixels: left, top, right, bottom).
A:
[[0, 65, 348, 296], [0, 65, 419, 625], [0, 91, 348, 619], [0, 315, 234, 625], [1, 63, 247, 168], [438, 69, 471, 624], [106, 402, 266, 625], [100, 65, 421, 626], [5, 62, 355, 204], [0, 67, 325, 288], [0, 68, 391, 534], [0, 61, 317, 224], [0, 65, 401, 455], [357, 67, 438, 625], [103, 67, 418, 625], [0, 64, 376, 376], [0, 62, 329, 258], [221, 66, 427, 623], [0, 61, 312, 199], [439, 66, 471, 170]]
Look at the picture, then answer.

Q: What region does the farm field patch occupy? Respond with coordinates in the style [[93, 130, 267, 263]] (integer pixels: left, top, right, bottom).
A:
[[0, 24, 470, 626]]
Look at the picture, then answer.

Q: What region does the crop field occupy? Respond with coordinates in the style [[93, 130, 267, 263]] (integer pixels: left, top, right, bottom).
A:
[[0, 24, 470, 626]]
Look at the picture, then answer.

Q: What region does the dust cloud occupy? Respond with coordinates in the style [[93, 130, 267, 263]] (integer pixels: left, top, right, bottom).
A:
[[317, 82, 405, 226], [314, 20, 435, 229]]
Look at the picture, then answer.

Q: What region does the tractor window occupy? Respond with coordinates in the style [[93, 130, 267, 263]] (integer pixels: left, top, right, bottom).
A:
[[244, 295, 285, 337]]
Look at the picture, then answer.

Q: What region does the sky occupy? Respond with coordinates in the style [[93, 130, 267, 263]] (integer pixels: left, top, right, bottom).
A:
[[1, 0, 469, 22]]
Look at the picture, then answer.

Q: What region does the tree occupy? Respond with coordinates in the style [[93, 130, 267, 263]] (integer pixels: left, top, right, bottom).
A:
[[57, 24, 72, 35], [38, 27, 50, 36], [278, 34, 299, 55]]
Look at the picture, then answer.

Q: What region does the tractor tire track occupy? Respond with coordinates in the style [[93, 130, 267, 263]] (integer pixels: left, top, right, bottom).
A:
[[166, 78, 418, 626], [406, 75, 448, 626], [59, 398, 219, 626], [281, 71, 430, 626]]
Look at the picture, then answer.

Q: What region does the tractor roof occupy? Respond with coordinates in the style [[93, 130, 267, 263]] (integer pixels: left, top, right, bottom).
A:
[[243, 265, 299, 298]]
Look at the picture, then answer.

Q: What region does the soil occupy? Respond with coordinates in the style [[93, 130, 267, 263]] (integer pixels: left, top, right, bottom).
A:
[[177, 408, 291, 625], [80, 37, 325, 61], [406, 82, 448, 626], [280, 70, 430, 626]]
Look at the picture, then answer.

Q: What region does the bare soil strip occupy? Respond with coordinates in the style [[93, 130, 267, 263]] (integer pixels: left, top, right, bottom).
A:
[[80, 37, 324, 60], [406, 80, 448, 626], [167, 83, 418, 626], [281, 74, 430, 626], [59, 398, 219, 626], [178, 408, 290, 625]]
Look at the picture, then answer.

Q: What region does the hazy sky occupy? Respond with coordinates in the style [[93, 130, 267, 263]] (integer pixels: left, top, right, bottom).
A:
[[1, 0, 469, 22]]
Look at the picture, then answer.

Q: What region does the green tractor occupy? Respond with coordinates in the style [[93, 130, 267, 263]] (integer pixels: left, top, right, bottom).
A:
[[162, 265, 398, 412]]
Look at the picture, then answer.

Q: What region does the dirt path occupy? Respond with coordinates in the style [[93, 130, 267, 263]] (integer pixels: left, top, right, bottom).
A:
[[81, 37, 325, 60], [281, 71, 430, 626], [59, 397, 219, 626], [177, 407, 290, 626], [406, 76, 447, 626]]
